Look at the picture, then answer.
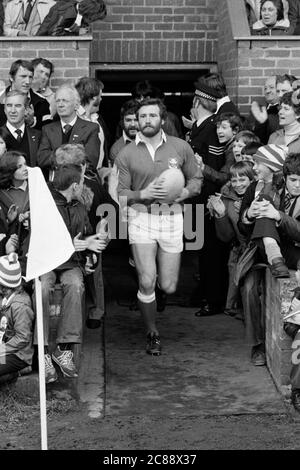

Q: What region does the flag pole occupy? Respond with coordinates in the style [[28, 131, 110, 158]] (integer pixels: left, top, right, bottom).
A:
[[34, 276, 48, 450]]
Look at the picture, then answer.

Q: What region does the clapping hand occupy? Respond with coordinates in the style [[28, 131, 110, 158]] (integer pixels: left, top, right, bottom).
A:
[[207, 194, 226, 218], [73, 232, 88, 252], [194, 153, 204, 170], [255, 199, 280, 221], [86, 233, 108, 253], [19, 211, 30, 229], [251, 101, 268, 124], [7, 204, 18, 223]]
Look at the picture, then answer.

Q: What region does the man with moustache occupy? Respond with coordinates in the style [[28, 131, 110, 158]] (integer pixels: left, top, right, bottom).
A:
[[109, 99, 139, 164], [115, 97, 201, 356]]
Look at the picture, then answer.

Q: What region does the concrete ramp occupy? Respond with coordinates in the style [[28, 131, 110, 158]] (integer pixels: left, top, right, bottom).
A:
[[104, 304, 286, 417]]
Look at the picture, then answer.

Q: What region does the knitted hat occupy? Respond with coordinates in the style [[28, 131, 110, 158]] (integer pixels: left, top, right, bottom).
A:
[[0, 253, 21, 288], [253, 144, 288, 172], [194, 82, 220, 102]]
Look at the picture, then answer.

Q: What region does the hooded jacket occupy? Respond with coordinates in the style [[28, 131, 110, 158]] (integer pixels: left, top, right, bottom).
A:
[[0, 290, 34, 365]]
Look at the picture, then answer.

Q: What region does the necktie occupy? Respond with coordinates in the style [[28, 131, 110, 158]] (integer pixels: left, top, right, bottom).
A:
[[63, 124, 72, 134], [15, 129, 22, 143], [23, 0, 33, 24], [284, 192, 293, 212]]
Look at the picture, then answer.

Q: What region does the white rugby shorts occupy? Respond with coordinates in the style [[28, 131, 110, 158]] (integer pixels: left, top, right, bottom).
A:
[[128, 211, 183, 253]]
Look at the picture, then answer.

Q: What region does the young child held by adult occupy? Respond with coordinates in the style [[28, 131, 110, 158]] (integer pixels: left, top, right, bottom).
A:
[[0, 253, 34, 377], [207, 161, 255, 317]]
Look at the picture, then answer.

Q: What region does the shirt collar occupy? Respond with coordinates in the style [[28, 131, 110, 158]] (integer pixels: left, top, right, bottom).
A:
[[135, 129, 167, 146], [122, 130, 134, 144], [60, 116, 77, 129], [6, 121, 25, 136], [216, 96, 231, 113], [9, 180, 28, 192], [196, 115, 212, 127]]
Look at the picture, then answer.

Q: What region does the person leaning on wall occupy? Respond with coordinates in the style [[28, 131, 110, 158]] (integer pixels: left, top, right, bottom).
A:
[[251, 0, 290, 35]]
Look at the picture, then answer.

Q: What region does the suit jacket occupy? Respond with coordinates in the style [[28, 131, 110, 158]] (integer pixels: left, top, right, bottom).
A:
[[0, 88, 51, 130], [36, 0, 106, 36], [37, 116, 100, 171], [1, 124, 41, 167]]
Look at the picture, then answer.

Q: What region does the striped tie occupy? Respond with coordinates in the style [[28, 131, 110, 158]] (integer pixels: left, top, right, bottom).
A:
[[284, 192, 293, 212]]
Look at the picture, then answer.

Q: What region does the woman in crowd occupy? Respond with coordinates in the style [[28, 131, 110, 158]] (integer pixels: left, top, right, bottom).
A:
[[251, 0, 290, 35], [0, 151, 30, 272], [268, 89, 300, 152]]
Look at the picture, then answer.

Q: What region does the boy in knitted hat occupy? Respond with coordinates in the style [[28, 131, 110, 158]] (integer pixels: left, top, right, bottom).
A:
[[239, 143, 289, 278], [0, 253, 34, 377], [238, 150, 300, 367]]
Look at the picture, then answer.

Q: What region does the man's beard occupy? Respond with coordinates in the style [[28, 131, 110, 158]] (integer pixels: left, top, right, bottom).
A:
[[141, 124, 160, 137], [124, 127, 138, 139]]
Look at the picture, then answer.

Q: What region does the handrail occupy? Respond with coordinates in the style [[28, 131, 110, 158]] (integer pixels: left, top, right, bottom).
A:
[[0, 36, 93, 41]]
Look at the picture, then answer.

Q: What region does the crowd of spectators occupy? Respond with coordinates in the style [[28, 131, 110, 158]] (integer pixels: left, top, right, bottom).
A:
[[1, 2, 300, 413]]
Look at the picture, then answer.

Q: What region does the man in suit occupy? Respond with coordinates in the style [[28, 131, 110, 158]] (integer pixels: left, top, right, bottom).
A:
[[0, 59, 51, 130], [37, 84, 100, 175], [1, 90, 40, 167]]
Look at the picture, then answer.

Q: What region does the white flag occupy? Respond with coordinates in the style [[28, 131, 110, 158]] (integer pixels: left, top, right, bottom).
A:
[[25, 167, 75, 281]]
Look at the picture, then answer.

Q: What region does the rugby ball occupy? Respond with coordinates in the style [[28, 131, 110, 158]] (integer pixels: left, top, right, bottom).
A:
[[155, 168, 185, 203]]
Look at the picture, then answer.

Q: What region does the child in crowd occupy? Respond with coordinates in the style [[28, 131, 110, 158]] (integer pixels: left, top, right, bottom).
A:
[[240, 141, 261, 165], [238, 144, 289, 278], [238, 151, 300, 370], [207, 161, 256, 317], [0, 253, 34, 377], [232, 130, 261, 162], [197, 112, 244, 186]]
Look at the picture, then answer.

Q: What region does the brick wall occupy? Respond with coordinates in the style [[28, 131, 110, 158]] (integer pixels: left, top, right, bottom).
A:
[[216, 0, 239, 105], [91, 0, 218, 64], [0, 37, 92, 90], [265, 269, 297, 395]]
